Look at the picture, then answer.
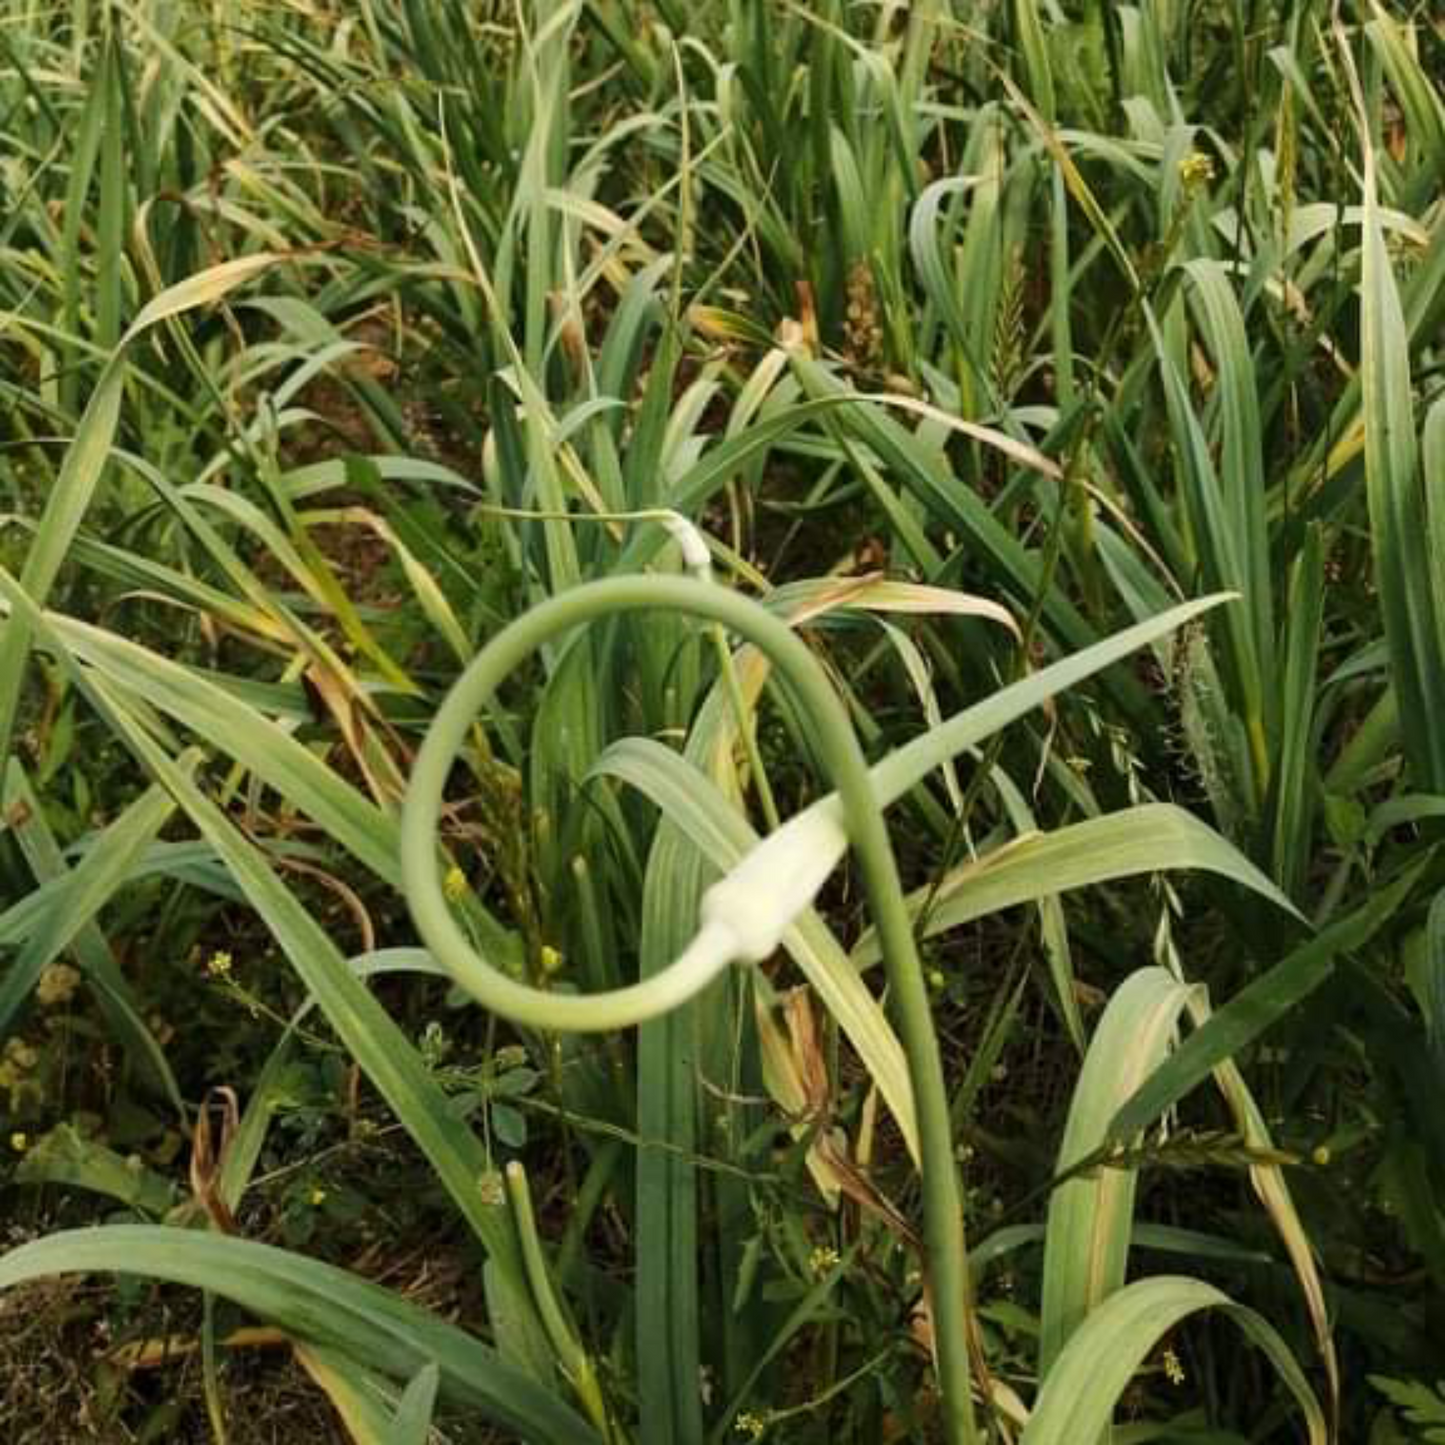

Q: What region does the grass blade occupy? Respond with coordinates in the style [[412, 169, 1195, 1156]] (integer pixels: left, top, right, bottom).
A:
[[1039, 968, 1199, 1370], [0, 252, 282, 763], [1347, 27, 1445, 788], [0, 775, 175, 1042], [1023, 1276, 1325, 1445], [1108, 860, 1427, 1144], [853, 804, 1297, 967], [0, 1227, 598, 1443]]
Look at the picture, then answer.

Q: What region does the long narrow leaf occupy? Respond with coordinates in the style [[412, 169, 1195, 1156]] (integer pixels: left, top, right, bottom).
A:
[[1023, 1276, 1325, 1445], [1108, 861, 1427, 1143], [0, 1228, 597, 1444]]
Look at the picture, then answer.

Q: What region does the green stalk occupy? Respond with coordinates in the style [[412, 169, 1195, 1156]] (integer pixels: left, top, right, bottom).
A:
[[401, 574, 978, 1443], [504, 1162, 613, 1440], [711, 623, 782, 833]]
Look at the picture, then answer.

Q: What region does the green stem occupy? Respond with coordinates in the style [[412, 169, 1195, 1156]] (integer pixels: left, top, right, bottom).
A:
[[504, 1161, 613, 1441], [711, 622, 782, 833], [401, 574, 977, 1443]]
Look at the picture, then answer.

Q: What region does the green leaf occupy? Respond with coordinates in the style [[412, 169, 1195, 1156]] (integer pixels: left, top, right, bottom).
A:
[[2, 760, 181, 1108], [1270, 527, 1325, 899], [14, 1124, 175, 1217], [1355, 60, 1445, 788], [853, 804, 1297, 967], [42, 611, 400, 885], [0, 1228, 598, 1444], [1022, 1276, 1325, 1445], [0, 775, 176, 1042], [1108, 860, 1428, 1144], [0, 253, 283, 763], [394, 1361, 442, 1445], [1369, 1375, 1445, 1437], [1040, 969, 1200, 1369]]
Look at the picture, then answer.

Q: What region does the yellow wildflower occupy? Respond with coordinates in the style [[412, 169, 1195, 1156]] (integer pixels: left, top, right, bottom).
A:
[[36, 962, 82, 1008], [9, 1131, 28, 1153], [206, 950, 233, 979], [1179, 151, 1216, 189], [1163, 1345, 1186, 1386], [443, 866, 468, 902], [808, 1244, 840, 1276]]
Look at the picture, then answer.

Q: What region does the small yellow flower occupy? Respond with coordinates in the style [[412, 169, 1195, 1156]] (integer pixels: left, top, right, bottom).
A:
[[206, 950, 233, 979], [1311, 1144, 1331, 1167], [1162, 1345, 1186, 1386], [1179, 151, 1216, 189], [734, 1411, 767, 1441], [309, 1186, 327, 1207], [9, 1131, 29, 1153], [443, 866, 468, 902], [808, 1244, 840, 1276], [539, 944, 563, 976], [36, 962, 82, 1008]]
